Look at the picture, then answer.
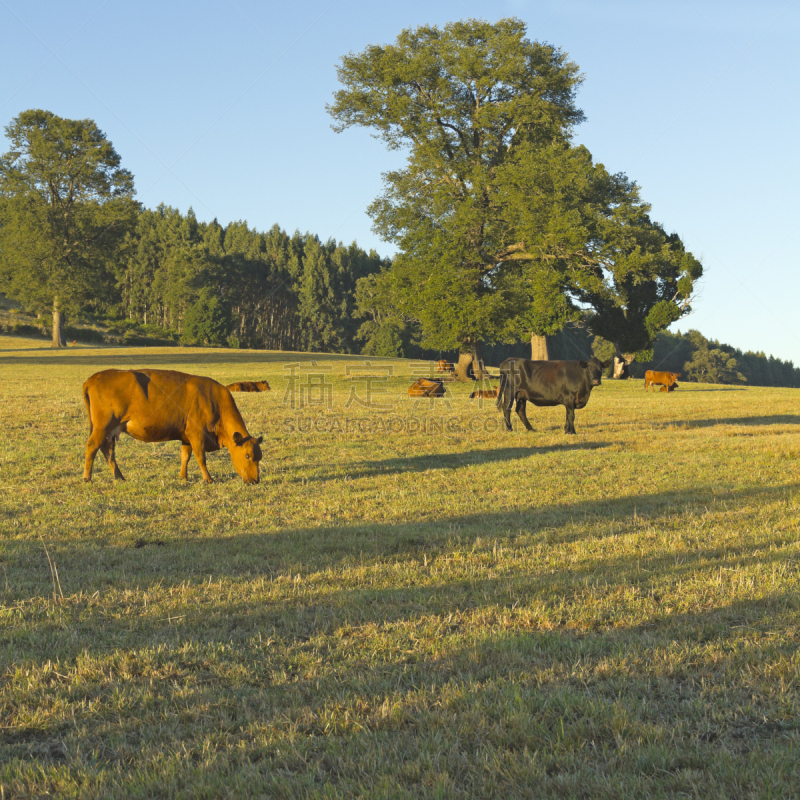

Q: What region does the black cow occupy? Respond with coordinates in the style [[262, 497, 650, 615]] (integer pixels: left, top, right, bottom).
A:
[[496, 357, 612, 434]]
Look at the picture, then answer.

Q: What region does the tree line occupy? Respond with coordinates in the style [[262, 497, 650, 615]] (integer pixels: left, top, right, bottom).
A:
[[122, 205, 388, 352], [641, 329, 800, 388]]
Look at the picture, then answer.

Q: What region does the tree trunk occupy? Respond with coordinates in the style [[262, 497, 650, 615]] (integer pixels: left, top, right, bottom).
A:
[[51, 297, 66, 348], [454, 342, 488, 381], [530, 333, 549, 361]]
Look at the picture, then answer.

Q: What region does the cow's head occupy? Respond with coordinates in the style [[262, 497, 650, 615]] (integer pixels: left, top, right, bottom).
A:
[[581, 357, 613, 386], [230, 432, 263, 484], [612, 355, 634, 379]]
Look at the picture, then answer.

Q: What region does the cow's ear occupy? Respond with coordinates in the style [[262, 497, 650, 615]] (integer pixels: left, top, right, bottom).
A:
[[256, 436, 263, 445], [676, 373, 681, 377], [602, 359, 613, 368], [579, 360, 588, 369], [233, 431, 244, 445]]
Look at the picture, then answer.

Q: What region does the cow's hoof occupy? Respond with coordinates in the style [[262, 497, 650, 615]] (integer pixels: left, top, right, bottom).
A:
[[83, 477, 91, 483]]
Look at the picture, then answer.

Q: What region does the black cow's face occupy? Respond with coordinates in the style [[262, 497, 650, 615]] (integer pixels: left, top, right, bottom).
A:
[[583, 357, 609, 386]]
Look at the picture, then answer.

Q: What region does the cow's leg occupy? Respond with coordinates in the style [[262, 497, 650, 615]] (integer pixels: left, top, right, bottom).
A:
[[100, 438, 125, 480], [515, 398, 534, 431], [179, 444, 192, 480], [564, 401, 577, 434], [189, 440, 214, 483], [502, 402, 514, 431], [84, 428, 109, 482], [499, 378, 514, 431]]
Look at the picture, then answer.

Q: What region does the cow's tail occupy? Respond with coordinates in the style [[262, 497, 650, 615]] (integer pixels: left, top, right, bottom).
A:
[[496, 370, 510, 411], [82, 384, 93, 435]]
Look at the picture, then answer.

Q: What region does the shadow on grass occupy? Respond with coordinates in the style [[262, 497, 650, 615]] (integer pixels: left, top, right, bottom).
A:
[[0, 350, 400, 367], [5, 481, 796, 601], [295, 442, 613, 482], [673, 386, 749, 392], [3, 565, 799, 796], [4, 476, 800, 795], [657, 414, 800, 428]]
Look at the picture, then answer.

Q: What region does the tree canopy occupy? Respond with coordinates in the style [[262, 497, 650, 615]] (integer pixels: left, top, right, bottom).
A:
[[329, 18, 702, 368], [0, 109, 138, 345]]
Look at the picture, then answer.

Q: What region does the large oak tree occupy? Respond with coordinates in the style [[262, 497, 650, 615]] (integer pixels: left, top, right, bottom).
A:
[[330, 18, 701, 375], [0, 110, 137, 346]]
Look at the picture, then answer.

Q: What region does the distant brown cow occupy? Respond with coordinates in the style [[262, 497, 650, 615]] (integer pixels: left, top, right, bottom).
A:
[[644, 371, 680, 392], [83, 369, 263, 484], [435, 360, 454, 374], [408, 378, 445, 398], [469, 388, 498, 399], [226, 380, 271, 392]]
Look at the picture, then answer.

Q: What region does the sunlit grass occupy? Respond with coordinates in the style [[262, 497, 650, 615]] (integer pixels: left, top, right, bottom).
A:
[[1, 335, 799, 798]]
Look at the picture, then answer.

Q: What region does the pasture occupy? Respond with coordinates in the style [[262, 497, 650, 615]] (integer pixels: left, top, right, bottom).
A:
[[1, 336, 799, 799]]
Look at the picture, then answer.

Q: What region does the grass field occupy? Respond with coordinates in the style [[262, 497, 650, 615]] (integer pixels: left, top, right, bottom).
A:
[[1, 335, 799, 799]]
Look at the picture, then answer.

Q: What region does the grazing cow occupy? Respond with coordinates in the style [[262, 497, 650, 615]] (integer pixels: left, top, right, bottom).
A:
[[226, 380, 271, 392], [435, 359, 455, 374], [469, 388, 498, 399], [612, 355, 632, 379], [82, 369, 263, 484], [497, 357, 612, 434], [644, 371, 680, 392], [408, 377, 445, 398]]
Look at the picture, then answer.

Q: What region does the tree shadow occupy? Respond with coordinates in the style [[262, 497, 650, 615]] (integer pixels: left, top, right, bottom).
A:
[[0, 350, 398, 367], [6, 481, 795, 601], [677, 387, 748, 392], [657, 414, 800, 428], [295, 441, 614, 482], [4, 554, 798, 795], [5, 475, 799, 795]]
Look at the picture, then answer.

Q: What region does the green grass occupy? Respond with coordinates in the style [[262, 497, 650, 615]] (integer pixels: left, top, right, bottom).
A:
[[1, 335, 799, 798]]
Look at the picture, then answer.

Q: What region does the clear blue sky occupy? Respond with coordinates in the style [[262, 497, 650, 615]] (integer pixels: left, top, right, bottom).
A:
[[1, 0, 798, 363]]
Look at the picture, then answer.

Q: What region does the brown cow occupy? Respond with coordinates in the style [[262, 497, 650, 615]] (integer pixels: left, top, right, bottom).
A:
[[408, 378, 445, 398], [83, 369, 263, 484], [435, 359, 455, 374], [644, 371, 680, 392], [469, 388, 498, 399], [226, 380, 271, 392]]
